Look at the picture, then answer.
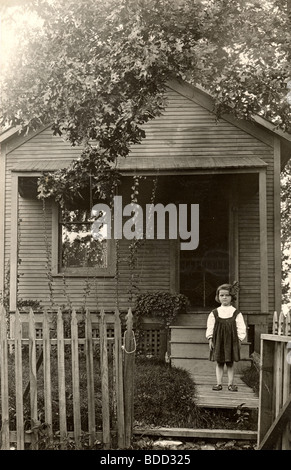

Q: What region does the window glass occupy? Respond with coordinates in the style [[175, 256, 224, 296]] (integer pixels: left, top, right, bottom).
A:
[[59, 209, 109, 271]]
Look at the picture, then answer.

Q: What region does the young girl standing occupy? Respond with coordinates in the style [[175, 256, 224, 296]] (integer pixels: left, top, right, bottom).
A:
[[206, 283, 246, 391]]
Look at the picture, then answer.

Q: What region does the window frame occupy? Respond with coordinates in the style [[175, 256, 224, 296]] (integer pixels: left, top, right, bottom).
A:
[[51, 202, 116, 277]]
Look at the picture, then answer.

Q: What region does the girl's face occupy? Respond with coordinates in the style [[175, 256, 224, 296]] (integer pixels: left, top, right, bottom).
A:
[[218, 289, 232, 306]]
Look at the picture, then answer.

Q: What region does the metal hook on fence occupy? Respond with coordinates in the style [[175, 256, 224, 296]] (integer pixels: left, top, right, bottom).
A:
[[122, 330, 136, 354]]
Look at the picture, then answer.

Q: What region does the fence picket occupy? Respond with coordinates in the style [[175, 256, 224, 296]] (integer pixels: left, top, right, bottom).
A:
[[278, 311, 285, 336], [0, 306, 135, 449], [57, 307, 67, 448], [272, 311, 278, 334], [14, 309, 24, 450], [100, 308, 111, 449], [71, 309, 81, 448], [124, 308, 135, 448], [28, 307, 38, 450], [85, 308, 96, 447], [285, 311, 291, 336], [43, 309, 53, 440], [0, 306, 10, 450], [114, 308, 125, 448]]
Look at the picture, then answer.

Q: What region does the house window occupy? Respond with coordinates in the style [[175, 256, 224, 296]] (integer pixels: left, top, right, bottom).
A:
[[52, 204, 115, 276]]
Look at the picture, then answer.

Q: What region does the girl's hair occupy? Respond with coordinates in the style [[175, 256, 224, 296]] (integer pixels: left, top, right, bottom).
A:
[[215, 283, 237, 303]]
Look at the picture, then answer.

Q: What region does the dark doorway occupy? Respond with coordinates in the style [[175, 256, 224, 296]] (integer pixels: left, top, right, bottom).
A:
[[178, 175, 230, 309]]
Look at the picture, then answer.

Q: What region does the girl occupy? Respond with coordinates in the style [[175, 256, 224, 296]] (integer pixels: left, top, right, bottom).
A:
[[206, 282, 246, 392]]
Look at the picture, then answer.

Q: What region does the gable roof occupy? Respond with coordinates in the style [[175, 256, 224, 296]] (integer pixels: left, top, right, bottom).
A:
[[1, 79, 291, 167]]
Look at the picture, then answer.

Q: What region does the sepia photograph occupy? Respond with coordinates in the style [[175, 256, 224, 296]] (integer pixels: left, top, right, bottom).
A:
[[0, 0, 290, 456]]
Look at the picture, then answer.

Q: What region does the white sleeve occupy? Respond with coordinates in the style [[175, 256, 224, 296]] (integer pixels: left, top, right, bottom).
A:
[[236, 313, 247, 342], [206, 312, 215, 340]]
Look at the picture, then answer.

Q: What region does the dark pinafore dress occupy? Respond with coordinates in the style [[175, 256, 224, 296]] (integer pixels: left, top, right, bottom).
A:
[[210, 308, 240, 363]]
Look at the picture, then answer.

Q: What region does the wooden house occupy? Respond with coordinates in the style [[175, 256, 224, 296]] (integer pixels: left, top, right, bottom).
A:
[[1, 79, 290, 377]]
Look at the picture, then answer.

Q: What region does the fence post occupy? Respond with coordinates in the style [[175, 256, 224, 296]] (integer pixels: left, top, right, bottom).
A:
[[71, 309, 81, 449], [57, 307, 67, 448], [43, 309, 53, 442], [14, 308, 24, 450], [85, 308, 96, 447], [114, 308, 125, 448], [123, 308, 135, 448], [28, 307, 38, 450], [0, 306, 10, 450], [100, 309, 111, 449]]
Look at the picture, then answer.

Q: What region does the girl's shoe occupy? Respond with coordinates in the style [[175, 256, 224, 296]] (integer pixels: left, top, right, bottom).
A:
[[212, 384, 222, 391], [228, 385, 238, 392]]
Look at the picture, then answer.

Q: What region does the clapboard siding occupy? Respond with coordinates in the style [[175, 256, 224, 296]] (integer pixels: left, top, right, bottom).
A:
[[16, 196, 171, 309], [4, 84, 276, 315]]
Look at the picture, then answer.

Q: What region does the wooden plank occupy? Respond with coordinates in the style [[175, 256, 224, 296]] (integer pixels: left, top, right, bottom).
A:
[[71, 309, 81, 449], [57, 307, 67, 449], [85, 309, 96, 447], [282, 343, 291, 450], [258, 338, 274, 446], [259, 169, 268, 313], [0, 306, 10, 449], [274, 342, 284, 417], [114, 308, 125, 448], [14, 309, 24, 450], [28, 308, 38, 450], [42, 309, 53, 440], [134, 427, 257, 441], [261, 334, 291, 343], [100, 309, 111, 449], [258, 396, 291, 450], [123, 308, 135, 448]]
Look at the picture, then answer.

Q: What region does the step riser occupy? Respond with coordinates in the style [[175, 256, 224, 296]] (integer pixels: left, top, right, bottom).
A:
[[171, 327, 208, 343], [170, 342, 250, 359], [172, 313, 210, 326]]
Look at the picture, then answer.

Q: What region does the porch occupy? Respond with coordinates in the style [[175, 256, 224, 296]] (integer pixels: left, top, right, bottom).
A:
[[194, 374, 259, 409], [168, 311, 259, 410]]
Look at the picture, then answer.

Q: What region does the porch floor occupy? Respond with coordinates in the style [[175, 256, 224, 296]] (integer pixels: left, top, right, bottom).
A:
[[194, 375, 259, 409]]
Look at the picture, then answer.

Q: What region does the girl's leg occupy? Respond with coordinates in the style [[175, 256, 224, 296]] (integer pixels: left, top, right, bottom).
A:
[[215, 362, 224, 385], [226, 362, 234, 386]]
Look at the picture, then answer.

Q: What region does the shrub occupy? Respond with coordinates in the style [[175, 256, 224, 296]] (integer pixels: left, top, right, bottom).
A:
[[134, 356, 200, 428]]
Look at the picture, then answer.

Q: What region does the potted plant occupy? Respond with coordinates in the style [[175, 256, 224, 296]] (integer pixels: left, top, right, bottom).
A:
[[133, 291, 190, 360]]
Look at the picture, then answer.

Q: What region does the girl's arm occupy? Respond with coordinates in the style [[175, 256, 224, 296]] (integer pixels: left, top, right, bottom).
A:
[[206, 312, 215, 340], [236, 313, 247, 342]]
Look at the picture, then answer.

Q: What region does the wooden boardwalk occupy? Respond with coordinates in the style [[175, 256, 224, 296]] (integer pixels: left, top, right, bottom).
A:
[[195, 375, 259, 409]]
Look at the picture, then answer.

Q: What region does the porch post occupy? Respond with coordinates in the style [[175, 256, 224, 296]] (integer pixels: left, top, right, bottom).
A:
[[259, 168, 269, 313], [273, 137, 282, 314], [0, 146, 6, 298], [10, 173, 19, 312]]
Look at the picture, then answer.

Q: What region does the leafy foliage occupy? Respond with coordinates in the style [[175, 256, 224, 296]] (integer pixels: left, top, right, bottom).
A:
[[134, 290, 189, 327], [281, 159, 291, 303], [1, 0, 291, 205]]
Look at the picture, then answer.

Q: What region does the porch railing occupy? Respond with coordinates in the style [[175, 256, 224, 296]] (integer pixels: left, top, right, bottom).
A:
[[257, 310, 291, 450]]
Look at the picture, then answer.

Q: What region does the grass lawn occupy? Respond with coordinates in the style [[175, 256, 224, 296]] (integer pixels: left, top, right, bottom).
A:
[[3, 350, 259, 449]]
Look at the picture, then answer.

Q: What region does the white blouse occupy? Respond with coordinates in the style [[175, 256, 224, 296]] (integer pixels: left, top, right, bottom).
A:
[[206, 305, 247, 342]]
